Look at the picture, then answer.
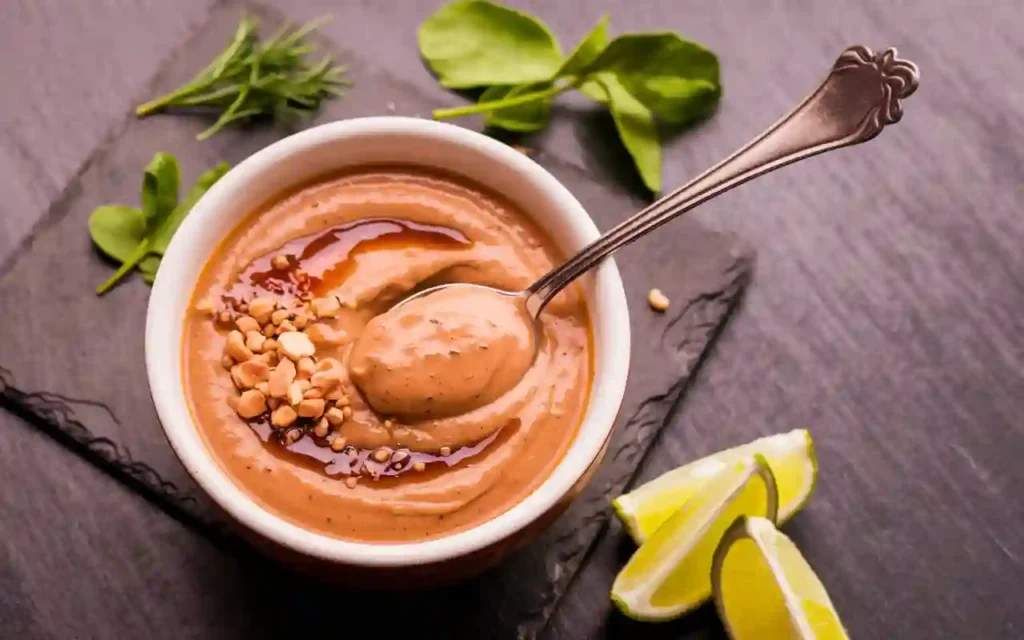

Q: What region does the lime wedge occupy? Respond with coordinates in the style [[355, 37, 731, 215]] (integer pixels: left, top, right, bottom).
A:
[[712, 517, 849, 639], [611, 455, 779, 621], [613, 429, 816, 544]]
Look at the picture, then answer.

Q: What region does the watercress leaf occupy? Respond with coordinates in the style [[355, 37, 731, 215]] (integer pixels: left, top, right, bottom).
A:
[[88, 205, 147, 263], [140, 152, 180, 228], [480, 84, 552, 132], [150, 161, 230, 256], [589, 33, 720, 124], [557, 15, 609, 77], [418, 1, 564, 88], [595, 73, 661, 193]]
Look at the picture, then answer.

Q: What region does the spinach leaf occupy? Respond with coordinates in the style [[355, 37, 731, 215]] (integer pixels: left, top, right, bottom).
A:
[[150, 161, 229, 255], [92, 155, 229, 295], [88, 205, 147, 263], [418, 0, 563, 88], [589, 33, 720, 124], [557, 15, 609, 77], [140, 153, 181, 226], [480, 84, 552, 132], [139, 256, 160, 284], [595, 73, 662, 193]]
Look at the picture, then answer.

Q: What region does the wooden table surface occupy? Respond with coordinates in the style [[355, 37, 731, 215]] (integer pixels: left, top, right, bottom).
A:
[[2, 1, 1023, 638]]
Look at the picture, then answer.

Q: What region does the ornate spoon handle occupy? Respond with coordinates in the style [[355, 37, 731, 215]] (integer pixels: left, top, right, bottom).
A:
[[526, 45, 920, 316]]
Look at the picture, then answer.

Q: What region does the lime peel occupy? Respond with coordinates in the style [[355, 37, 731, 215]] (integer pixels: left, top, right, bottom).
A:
[[614, 429, 817, 544], [611, 454, 779, 621]]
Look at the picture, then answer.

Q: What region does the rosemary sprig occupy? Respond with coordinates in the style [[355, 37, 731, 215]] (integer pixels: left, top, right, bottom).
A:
[[136, 14, 349, 140]]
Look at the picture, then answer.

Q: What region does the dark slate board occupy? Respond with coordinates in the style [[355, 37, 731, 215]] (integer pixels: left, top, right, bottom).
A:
[[0, 3, 751, 637]]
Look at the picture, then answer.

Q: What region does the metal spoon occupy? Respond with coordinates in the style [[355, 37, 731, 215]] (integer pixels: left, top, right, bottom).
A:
[[403, 45, 919, 321]]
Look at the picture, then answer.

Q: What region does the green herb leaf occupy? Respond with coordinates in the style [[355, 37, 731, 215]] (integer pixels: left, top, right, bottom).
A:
[[92, 155, 229, 295], [480, 83, 552, 132], [595, 73, 662, 192], [418, 1, 563, 88], [88, 205, 147, 263], [140, 153, 180, 227], [136, 15, 348, 140], [139, 256, 160, 284], [557, 15, 609, 77], [588, 33, 720, 124], [150, 161, 229, 255], [95, 238, 152, 295]]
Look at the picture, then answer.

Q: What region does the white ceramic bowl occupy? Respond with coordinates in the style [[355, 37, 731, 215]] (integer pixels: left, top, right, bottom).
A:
[[146, 117, 630, 570]]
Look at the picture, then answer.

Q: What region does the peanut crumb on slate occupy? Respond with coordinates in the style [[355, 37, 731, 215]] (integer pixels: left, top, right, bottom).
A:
[[648, 288, 670, 312]]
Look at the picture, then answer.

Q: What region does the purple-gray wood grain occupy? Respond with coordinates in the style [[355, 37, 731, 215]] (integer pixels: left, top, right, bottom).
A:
[[2, 0, 1024, 638]]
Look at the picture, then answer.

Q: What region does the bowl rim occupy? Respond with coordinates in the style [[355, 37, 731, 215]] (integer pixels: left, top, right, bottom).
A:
[[146, 116, 630, 566]]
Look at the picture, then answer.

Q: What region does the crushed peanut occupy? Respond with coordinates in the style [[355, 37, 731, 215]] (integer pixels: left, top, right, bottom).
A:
[[221, 355, 234, 370], [297, 357, 316, 379], [292, 314, 309, 329], [235, 315, 260, 334], [271, 254, 290, 270], [345, 477, 358, 489], [271, 405, 298, 427], [269, 358, 297, 398], [277, 319, 297, 334], [225, 330, 254, 362], [236, 389, 267, 419], [279, 331, 316, 360], [391, 450, 410, 465], [271, 308, 291, 325], [330, 436, 347, 452], [342, 406, 353, 419], [262, 324, 276, 338], [284, 428, 303, 445], [313, 418, 329, 438], [287, 381, 305, 406], [310, 358, 343, 389], [245, 330, 266, 352], [647, 288, 670, 312], [324, 407, 345, 426], [255, 381, 270, 396], [231, 360, 270, 389], [248, 297, 277, 324], [311, 296, 342, 318], [372, 448, 391, 463], [304, 322, 344, 347], [413, 462, 426, 472], [194, 298, 216, 316], [304, 387, 323, 400], [439, 446, 452, 457], [298, 398, 326, 418], [218, 310, 232, 324], [263, 338, 279, 352], [326, 387, 348, 402]]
